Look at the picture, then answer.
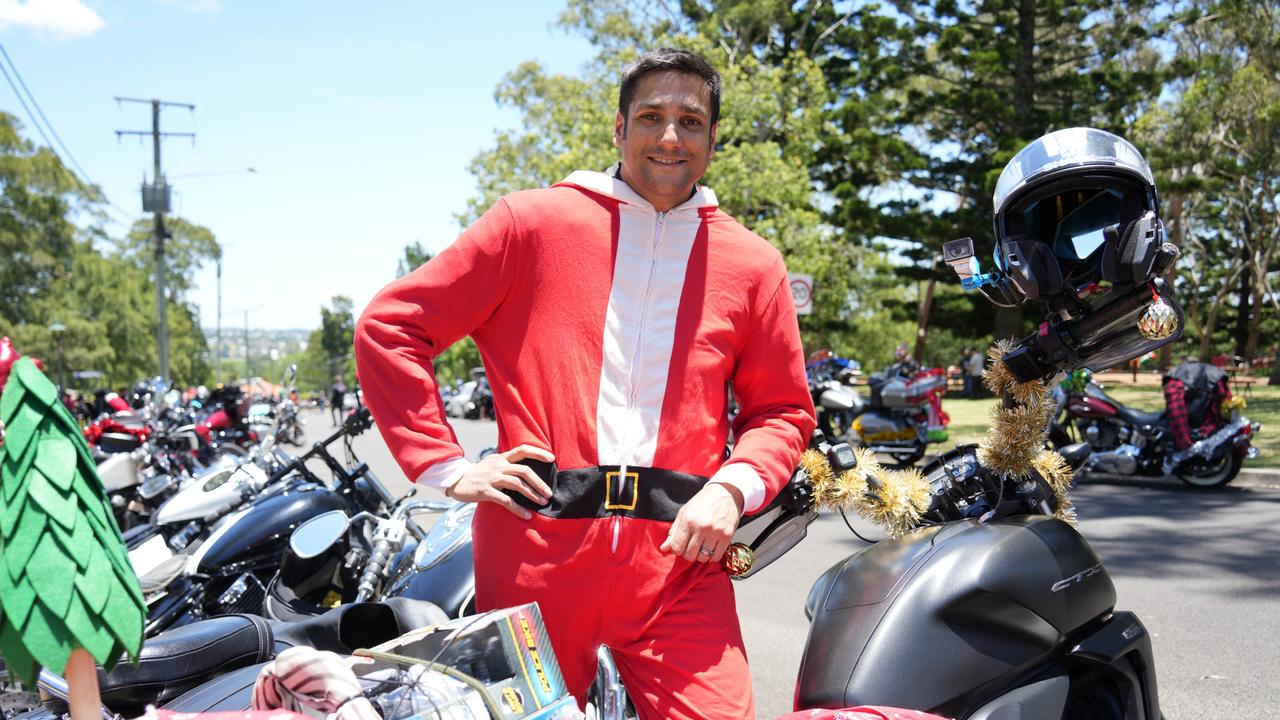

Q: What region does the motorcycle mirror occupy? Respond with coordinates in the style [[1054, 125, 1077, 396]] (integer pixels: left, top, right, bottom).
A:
[[289, 510, 350, 559]]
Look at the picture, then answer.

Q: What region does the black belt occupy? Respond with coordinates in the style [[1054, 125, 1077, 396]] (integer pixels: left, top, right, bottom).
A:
[[506, 460, 708, 522]]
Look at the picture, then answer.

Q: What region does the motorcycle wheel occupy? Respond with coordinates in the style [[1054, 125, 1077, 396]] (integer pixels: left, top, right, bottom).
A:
[[0, 665, 40, 720], [1175, 450, 1243, 489]]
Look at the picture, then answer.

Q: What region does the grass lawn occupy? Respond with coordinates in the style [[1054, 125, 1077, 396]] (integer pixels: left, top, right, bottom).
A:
[[940, 383, 1279, 468]]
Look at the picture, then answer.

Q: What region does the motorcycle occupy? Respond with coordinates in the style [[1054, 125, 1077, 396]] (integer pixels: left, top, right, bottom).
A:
[[85, 381, 248, 531], [262, 496, 479, 622], [25, 598, 451, 720], [246, 365, 306, 447], [124, 407, 402, 637], [1047, 371, 1260, 488], [808, 355, 950, 465]]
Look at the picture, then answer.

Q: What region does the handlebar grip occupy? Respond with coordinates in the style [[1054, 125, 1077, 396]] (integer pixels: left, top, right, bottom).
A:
[[343, 406, 374, 434], [355, 538, 393, 603]]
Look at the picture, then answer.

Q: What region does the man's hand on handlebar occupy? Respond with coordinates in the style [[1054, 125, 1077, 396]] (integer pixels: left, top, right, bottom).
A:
[[660, 482, 744, 564], [445, 445, 554, 520]]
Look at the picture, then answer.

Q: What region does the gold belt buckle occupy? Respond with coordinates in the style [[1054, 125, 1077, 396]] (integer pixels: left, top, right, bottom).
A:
[[604, 470, 639, 511]]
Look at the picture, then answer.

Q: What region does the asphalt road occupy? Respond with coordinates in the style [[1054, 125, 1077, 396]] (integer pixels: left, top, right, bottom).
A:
[[306, 409, 1280, 719]]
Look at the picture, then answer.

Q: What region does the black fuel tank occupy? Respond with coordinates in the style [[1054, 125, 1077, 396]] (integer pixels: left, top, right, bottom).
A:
[[194, 485, 347, 574], [796, 516, 1115, 713]]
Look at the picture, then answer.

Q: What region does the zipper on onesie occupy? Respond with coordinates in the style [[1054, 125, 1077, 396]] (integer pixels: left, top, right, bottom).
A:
[[613, 210, 666, 555]]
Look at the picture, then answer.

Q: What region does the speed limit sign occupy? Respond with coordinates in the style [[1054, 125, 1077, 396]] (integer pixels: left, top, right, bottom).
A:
[[788, 273, 813, 315]]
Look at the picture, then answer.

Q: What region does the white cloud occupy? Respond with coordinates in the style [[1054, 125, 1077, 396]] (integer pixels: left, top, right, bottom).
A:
[[0, 0, 105, 39]]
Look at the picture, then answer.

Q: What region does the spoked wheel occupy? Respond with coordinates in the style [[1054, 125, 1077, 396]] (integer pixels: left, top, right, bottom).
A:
[[0, 666, 40, 720], [1175, 450, 1242, 489]]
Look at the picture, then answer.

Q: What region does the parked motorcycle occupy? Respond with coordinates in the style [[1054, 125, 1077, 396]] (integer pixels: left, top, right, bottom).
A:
[[125, 407, 401, 637], [246, 365, 306, 447], [85, 381, 248, 531], [1047, 371, 1260, 488], [808, 354, 949, 465], [262, 497, 478, 622]]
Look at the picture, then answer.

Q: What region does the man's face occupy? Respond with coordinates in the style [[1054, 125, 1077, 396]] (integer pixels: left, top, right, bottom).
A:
[[614, 70, 716, 212]]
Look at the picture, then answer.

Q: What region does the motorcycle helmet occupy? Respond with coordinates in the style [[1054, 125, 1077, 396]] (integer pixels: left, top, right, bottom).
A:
[[992, 127, 1165, 302], [945, 128, 1183, 382]]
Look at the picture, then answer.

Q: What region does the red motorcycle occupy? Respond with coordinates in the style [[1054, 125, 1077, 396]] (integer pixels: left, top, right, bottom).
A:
[[1048, 371, 1260, 488]]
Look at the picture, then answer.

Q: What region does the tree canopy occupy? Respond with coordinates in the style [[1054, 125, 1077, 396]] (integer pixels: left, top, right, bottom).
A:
[[0, 112, 215, 389]]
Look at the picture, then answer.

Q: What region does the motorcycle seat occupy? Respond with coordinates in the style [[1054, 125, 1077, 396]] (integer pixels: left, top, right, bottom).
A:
[[50, 600, 448, 717], [160, 662, 265, 714], [1115, 405, 1165, 428], [1058, 442, 1092, 472], [95, 614, 273, 715]]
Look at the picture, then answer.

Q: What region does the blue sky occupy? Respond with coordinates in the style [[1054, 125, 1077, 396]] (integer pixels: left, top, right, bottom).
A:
[[1, 0, 598, 330]]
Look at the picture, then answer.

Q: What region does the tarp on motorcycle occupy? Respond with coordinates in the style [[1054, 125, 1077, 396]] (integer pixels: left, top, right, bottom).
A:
[[1163, 362, 1231, 448]]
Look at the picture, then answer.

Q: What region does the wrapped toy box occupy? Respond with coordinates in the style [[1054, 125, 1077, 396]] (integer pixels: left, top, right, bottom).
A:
[[360, 602, 579, 720]]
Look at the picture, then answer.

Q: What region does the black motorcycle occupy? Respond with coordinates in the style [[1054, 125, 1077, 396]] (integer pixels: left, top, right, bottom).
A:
[[1047, 371, 1260, 488], [128, 408, 403, 637], [262, 494, 478, 623]]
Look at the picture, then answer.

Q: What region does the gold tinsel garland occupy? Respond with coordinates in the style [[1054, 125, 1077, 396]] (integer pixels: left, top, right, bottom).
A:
[[805, 340, 1078, 535]]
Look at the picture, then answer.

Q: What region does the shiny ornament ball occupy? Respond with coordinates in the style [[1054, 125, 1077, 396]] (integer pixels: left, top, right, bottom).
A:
[[722, 543, 754, 577], [1137, 297, 1178, 340]]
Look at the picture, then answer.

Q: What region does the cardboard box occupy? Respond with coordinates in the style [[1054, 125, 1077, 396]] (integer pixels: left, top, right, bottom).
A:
[[363, 602, 578, 720]]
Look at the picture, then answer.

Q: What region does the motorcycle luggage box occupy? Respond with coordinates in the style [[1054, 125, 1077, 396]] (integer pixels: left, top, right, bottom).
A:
[[880, 372, 945, 408], [851, 411, 914, 445], [98, 450, 141, 491], [797, 516, 1116, 715]]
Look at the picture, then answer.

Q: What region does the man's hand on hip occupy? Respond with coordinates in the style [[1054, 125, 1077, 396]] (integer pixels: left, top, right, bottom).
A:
[[660, 482, 745, 564], [445, 445, 554, 520]]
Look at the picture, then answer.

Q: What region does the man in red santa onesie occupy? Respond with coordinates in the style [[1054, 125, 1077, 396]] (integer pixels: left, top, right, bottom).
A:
[[355, 48, 815, 720]]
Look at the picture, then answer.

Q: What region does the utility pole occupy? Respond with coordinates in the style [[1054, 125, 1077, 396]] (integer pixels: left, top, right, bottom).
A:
[[115, 97, 195, 384]]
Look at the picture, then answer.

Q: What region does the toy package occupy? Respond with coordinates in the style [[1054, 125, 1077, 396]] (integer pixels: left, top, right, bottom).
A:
[[354, 602, 581, 720]]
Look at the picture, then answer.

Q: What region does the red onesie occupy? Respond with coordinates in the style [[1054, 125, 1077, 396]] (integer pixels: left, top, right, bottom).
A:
[[355, 169, 815, 720]]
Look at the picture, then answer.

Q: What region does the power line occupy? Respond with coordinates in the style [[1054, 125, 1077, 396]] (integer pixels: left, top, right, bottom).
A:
[[0, 41, 135, 227], [0, 46, 56, 153], [0, 42, 91, 181]]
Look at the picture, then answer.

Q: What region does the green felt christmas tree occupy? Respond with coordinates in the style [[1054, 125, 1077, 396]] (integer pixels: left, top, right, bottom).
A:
[[0, 355, 145, 691]]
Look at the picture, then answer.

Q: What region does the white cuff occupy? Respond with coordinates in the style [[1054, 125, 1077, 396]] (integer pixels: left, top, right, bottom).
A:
[[415, 456, 473, 491], [709, 462, 766, 514]]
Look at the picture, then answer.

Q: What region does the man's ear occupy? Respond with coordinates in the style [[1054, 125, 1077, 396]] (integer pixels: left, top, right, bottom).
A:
[[614, 111, 625, 146], [709, 123, 718, 157]]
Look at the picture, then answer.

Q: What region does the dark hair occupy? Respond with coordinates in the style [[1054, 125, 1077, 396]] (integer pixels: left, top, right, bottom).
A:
[[618, 48, 721, 129]]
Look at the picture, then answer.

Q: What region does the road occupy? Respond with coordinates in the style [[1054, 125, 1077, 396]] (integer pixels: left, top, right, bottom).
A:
[[307, 409, 1280, 719]]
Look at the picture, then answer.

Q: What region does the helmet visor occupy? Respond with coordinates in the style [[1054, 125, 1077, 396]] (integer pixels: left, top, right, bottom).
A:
[[1055, 189, 1121, 260]]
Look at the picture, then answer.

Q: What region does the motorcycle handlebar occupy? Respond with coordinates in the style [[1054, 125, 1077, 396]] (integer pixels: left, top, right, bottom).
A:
[[267, 406, 373, 484], [363, 467, 398, 511]]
